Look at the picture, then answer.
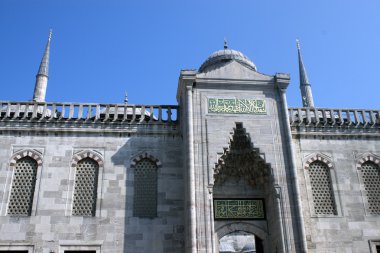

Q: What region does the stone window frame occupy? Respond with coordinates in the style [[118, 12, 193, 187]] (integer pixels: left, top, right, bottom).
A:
[[356, 153, 380, 216], [0, 149, 43, 216], [130, 152, 162, 218], [66, 150, 104, 217], [0, 244, 34, 252], [59, 242, 102, 253], [369, 239, 380, 253], [303, 153, 342, 217]]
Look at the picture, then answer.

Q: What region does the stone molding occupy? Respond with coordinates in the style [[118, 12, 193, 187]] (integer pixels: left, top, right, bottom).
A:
[[0, 244, 34, 253], [356, 153, 380, 170], [71, 150, 104, 167], [130, 152, 162, 168], [10, 149, 43, 168], [304, 154, 333, 169]]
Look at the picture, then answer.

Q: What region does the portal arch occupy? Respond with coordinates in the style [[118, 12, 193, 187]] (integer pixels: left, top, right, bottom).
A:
[[216, 223, 267, 253], [212, 123, 283, 253]]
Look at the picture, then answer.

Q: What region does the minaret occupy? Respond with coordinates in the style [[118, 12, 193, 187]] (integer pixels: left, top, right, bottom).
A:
[[124, 91, 128, 104], [297, 39, 315, 107], [33, 30, 52, 102]]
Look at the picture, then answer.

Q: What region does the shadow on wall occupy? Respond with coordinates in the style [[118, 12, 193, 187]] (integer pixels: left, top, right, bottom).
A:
[[111, 135, 184, 253], [111, 137, 145, 253]]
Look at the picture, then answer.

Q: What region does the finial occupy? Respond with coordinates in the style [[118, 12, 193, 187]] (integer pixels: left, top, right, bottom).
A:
[[296, 39, 300, 50], [48, 29, 52, 41], [124, 91, 128, 104], [224, 38, 228, 49]]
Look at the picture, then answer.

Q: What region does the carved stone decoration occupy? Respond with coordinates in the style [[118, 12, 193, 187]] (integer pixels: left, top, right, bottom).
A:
[[214, 123, 270, 188]]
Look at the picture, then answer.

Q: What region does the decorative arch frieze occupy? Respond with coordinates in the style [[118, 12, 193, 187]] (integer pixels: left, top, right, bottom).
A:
[[356, 153, 380, 170], [71, 149, 104, 167], [304, 153, 333, 169], [130, 152, 162, 168], [9, 149, 43, 168], [213, 123, 271, 188]]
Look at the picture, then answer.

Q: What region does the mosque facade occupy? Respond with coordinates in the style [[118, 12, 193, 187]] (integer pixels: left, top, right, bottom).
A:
[[0, 33, 380, 253]]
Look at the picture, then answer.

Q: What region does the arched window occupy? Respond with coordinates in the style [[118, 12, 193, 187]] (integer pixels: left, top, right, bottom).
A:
[[308, 161, 337, 215], [133, 158, 158, 218], [8, 157, 38, 216], [360, 161, 380, 214], [72, 158, 99, 216]]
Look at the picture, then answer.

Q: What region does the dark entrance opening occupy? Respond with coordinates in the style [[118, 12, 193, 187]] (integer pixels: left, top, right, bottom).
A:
[[255, 236, 264, 253]]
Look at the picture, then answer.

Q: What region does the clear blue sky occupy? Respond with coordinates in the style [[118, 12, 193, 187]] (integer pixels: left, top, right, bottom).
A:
[[1, 0, 379, 109]]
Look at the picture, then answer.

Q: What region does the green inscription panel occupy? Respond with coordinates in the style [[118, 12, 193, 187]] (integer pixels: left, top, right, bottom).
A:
[[208, 98, 266, 114], [214, 199, 265, 219]]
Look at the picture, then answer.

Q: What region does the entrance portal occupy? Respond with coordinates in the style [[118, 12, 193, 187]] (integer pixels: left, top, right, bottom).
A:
[[219, 231, 263, 253]]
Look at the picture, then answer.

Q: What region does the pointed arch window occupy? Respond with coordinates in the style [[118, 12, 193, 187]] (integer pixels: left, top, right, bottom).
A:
[[308, 161, 337, 215], [8, 157, 38, 216], [133, 158, 158, 218], [72, 158, 99, 216], [359, 161, 380, 214]]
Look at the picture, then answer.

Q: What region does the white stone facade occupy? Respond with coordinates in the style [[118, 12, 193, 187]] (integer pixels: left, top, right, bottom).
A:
[[0, 46, 379, 253]]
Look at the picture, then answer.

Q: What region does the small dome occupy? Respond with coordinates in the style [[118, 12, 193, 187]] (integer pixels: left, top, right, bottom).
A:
[[199, 48, 257, 73]]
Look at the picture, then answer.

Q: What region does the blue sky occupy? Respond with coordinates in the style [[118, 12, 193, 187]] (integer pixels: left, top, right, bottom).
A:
[[1, 0, 379, 109]]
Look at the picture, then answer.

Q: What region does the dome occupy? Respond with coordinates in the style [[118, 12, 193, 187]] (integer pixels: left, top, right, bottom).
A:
[[199, 48, 257, 73]]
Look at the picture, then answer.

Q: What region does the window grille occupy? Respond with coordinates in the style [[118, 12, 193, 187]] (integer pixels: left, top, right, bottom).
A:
[[133, 158, 157, 218], [8, 157, 38, 216], [360, 161, 380, 214], [308, 161, 337, 215], [72, 158, 99, 216]]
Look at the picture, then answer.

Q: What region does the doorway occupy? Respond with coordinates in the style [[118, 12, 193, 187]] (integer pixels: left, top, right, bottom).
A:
[[219, 231, 263, 253]]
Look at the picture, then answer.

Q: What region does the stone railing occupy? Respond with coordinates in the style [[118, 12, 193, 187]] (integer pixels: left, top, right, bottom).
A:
[[288, 107, 380, 128], [0, 101, 178, 124]]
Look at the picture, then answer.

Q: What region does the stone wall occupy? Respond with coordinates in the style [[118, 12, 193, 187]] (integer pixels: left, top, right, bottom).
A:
[[294, 135, 380, 252], [0, 129, 184, 253]]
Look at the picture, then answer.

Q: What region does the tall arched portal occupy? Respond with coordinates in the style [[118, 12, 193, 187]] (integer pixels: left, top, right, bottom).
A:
[[212, 123, 282, 253]]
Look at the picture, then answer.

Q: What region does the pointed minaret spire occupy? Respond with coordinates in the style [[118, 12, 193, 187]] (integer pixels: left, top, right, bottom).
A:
[[124, 91, 128, 104], [297, 39, 315, 107], [33, 29, 52, 102]]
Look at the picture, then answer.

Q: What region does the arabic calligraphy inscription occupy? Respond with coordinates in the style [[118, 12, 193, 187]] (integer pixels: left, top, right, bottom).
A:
[[214, 199, 265, 219], [208, 98, 266, 114]]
